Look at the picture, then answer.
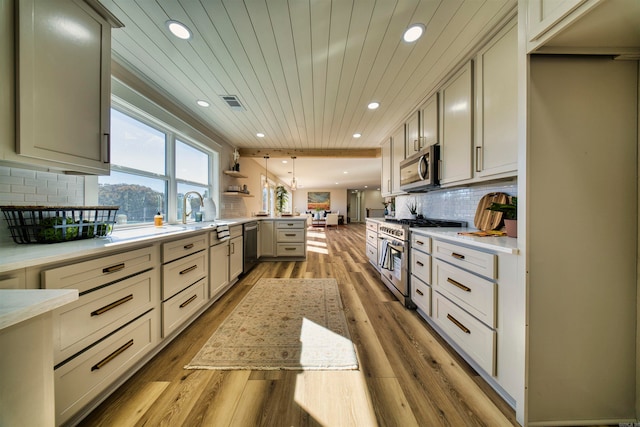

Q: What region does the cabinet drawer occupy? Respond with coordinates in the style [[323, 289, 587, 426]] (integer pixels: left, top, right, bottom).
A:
[[411, 250, 431, 284], [276, 221, 304, 229], [432, 240, 496, 279], [53, 270, 158, 365], [276, 229, 304, 242], [433, 258, 496, 328], [366, 229, 378, 246], [411, 276, 431, 316], [276, 243, 305, 257], [43, 246, 157, 293], [162, 250, 207, 300], [366, 221, 378, 232], [411, 234, 431, 253], [230, 224, 243, 238], [55, 311, 158, 425], [162, 278, 207, 337], [366, 242, 377, 266], [433, 292, 496, 375], [162, 233, 208, 263]]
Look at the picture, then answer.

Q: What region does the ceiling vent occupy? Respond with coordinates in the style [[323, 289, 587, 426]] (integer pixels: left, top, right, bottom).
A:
[[220, 95, 245, 111]]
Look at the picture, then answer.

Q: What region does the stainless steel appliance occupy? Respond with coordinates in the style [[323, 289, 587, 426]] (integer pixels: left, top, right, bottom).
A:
[[378, 218, 466, 307], [243, 221, 258, 274], [399, 144, 440, 192]]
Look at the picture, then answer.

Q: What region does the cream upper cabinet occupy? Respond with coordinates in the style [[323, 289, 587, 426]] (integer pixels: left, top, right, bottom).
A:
[[0, 0, 13, 158], [13, 0, 113, 174], [380, 137, 392, 196], [439, 62, 473, 185], [404, 112, 420, 156], [526, 0, 603, 51], [391, 125, 406, 195], [420, 94, 438, 148], [474, 21, 518, 179]]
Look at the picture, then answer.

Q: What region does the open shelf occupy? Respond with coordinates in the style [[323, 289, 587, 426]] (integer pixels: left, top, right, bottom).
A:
[[223, 192, 254, 197], [223, 170, 247, 178]]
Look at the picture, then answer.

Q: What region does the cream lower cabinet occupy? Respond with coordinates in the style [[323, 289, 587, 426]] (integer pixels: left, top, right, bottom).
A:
[[275, 220, 306, 258], [209, 231, 230, 301], [161, 233, 208, 337], [409, 233, 432, 316], [426, 239, 519, 407], [229, 225, 243, 281], [42, 245, 160, 425], [259, 220, 275, 257], [365, 220, 379, 271]]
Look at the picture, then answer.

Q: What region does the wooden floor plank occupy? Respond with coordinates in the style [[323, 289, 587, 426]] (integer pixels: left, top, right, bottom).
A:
[[78, 223, 519, 427]]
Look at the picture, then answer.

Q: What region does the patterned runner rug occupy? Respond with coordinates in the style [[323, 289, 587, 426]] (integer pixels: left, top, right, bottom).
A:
[[185, 278, 358, 371]]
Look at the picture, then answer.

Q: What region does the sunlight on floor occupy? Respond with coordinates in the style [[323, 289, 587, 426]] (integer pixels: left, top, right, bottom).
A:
[[307, 230, 327, 239], [307, 245, 329, 255], [294, 319, 376, 426], [298, 318, 357, 369]]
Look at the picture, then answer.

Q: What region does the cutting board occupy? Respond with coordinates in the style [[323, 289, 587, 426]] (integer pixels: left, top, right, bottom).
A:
[[474, 192, 509, 231]]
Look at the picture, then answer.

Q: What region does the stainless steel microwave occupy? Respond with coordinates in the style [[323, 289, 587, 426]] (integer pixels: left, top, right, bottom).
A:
[[399, 144, 440, 192]]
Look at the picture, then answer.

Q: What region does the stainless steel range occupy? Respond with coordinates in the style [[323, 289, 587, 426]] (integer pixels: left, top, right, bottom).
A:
[[378, 218, 466, 307]]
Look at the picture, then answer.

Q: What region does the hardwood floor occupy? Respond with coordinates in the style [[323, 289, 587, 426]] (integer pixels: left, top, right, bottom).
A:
[[79, 223, 519, 427]]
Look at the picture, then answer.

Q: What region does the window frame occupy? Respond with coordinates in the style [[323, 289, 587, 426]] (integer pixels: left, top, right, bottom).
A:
[[100, 97, 218, 226]]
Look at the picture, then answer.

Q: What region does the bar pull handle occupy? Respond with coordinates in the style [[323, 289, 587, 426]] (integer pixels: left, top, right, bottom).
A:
[[285, 233, 296, 237], [416, 261, 424, 267], [231, 242, 235, 254], [103, 263, 125, 274], [415, 240, 425, 246], [447, 314, 470, 334], [179, 265, 198, 275], [184, 243, 194, 250], [447, 278, 471, 292], [285, 247, 296, 251], [179, 294, 198, 308], [475, 146, 482, 172], [91, 339, 134, 371], [451, 252, 465, 260], [416, 289, 424, 296], [91, 294, 133, 316]]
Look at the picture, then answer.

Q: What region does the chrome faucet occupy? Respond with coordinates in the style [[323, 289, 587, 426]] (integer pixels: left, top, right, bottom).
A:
[[182, 191, 204, 224]]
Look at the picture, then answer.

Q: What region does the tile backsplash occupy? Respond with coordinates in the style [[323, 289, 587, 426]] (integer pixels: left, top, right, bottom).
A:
[[394, 179, 517, 227], [0, 166, 85, 243]]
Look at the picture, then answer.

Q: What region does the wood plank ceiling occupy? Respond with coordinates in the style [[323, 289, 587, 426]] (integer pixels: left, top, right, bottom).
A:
[[99, 0, 515, 188]]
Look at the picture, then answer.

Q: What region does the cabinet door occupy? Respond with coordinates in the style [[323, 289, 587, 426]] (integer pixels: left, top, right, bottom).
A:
[[391, 125, 406, 194], [440, 62, 473, 185], [405, 112, 420, 155], [259, 220, 275, 257], [420, 94, 438, 147], [475, 22, 517, 178], [16, 0, 111, 174], [229, 235, 243, 280], [380, 138, 392, 196], [0, 0, 13, 160], [209, 242, 229, 299]]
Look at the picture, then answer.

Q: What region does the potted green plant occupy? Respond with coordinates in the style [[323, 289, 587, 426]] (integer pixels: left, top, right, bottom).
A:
[[406, 199, 418, 219], [274, 185, 289, 216], [487, 196, 517, 237]]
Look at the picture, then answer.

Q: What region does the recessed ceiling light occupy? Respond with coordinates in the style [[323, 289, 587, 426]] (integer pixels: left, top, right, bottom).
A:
[[335, 182, 339, 185], [196, 99, 210, 107], [353, 133, 362, 138], [256, 133, 265, 138], [282, 160, 288, 164], [403, 23, 425, 43], [166, 20, 192, 40], [367, 101, 380, 110], [343, 171, 348, 174]]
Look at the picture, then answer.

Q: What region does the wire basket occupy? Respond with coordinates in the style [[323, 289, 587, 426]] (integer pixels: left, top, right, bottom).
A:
[[0, 206, 119, 244]]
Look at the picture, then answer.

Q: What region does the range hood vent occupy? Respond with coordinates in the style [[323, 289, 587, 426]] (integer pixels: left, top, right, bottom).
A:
[[220, 95, 245, 111]]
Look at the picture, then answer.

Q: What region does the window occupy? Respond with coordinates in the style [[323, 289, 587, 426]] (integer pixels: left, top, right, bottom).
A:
[[98, 106, 216, 225]]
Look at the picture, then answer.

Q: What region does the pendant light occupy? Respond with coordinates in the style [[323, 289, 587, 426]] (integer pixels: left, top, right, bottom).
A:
[[290, 156, 297, 191], [263, 155, 269, 188]]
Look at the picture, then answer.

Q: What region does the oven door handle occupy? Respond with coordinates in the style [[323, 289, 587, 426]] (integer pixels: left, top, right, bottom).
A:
[[388, 243, 404, 253]]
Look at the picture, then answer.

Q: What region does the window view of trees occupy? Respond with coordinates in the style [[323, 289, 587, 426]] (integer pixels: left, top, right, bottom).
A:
[[99, 183, 164, 224]]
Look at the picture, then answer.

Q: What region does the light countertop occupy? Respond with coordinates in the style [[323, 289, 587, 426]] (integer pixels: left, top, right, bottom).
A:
[[0, 216, 307, 273], [0, 289, 78, 330]]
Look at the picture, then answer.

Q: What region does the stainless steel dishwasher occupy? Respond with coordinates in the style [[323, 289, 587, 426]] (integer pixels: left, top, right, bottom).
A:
[[243, 221, 258, 274]]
